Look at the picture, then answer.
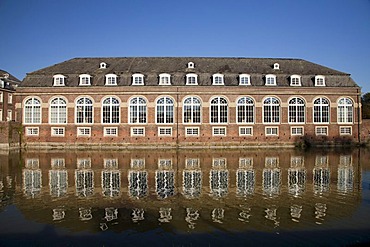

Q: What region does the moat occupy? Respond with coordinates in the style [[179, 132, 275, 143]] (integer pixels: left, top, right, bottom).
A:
[[0, 148, 370, 246]]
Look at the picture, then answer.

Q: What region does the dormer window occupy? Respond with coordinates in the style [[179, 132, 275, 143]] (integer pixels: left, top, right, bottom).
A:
[[239, 74, 251, 85], [79, 74, 91, 86], [212, 74, 224, 85], [187, 62, 194, 69], [265, 74, 277, 86], [53, 74, 66, 86], [186, 73, 198, 85], [315, 75, 325, 86], [290, 75, 301, 86], [105, 74, 117, 85], [273, 63, 280, 70], [100, 62, 107, 69], [132, 73, 144, 85], [159, 73, 171, 85]]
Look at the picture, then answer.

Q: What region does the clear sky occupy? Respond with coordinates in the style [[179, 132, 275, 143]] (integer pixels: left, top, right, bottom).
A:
[[1, 0, 369, 92]]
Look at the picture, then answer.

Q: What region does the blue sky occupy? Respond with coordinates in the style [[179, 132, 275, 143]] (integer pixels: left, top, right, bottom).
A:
[[1, 0, 369, 92]]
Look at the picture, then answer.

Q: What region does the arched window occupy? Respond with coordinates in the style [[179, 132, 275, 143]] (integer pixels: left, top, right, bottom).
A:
[[236, 97, 254, 123], [24, 97, 41, 124], [313, 97, 330, 123], [288, 97, 305, 123], [183, 96, 201, 124], [102, 97, 120, 124], [129, 97, 147, 123], [50, 97, 67, 124], [210, 97, 228, 124], [156, 97, 174, 124], [263, 97, 280, 123], [76, 97, 93, 124], [338, 97, 353, 123]]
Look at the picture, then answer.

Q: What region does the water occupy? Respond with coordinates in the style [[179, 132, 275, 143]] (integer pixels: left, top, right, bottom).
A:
[[0, 148, 370, 246]]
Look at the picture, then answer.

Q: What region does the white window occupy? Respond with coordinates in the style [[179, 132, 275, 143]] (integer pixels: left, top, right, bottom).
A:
[[263, 97, 280, 123], [51, 127, 65, 136], [8, 94, 13, 104], [239, 74, 251, 85], [102, 97, 120, 124], [132, 73, 144, 85], [315, 126, 328, 136], [53, 74, 66, 86], [77, 127, 91, 137], [158, 127, 172, 136], [77, 158, 91, 169], [0, 109, 2, 121], [50, 97, 67, 124], [24, 97, 41, 124], [212, 74, 224, 85], [131, 159, 145, 169], [212, 127, 226, 136], [0, 92, 3, 102], [7, 110, 12, 121], [26, 127, 39, 136], [183, 96, 201, 124], [266, 127, 278, 136], [104, 159, 118, 169], [159, 73, 171, 85], [290, 75, 301, 86], [185, 158, 200, 169], [187, 62, 194, 69], [265, 74, 276, 86], [100, 62, 107, 69], [313, 97, 330, 123], [315, 75, 325, 86], [51, 158, 65, 168], [158, 159, 172, 169], [237, 97, 254, 123], [26, 159, 39, 169], [340, 126, 352, 135], [131, 127, 145, 136], [212, 158, 227, 169], [337, 97, 353, 123], [129, 97, 147, 124], [76, 97, 93, 124], [156, 97, 174, 124], [185, 127, 199, 136], [105, 74, 117, 85], [79, 74, 91, 86], [104, 127, 118, 136], [186, 73, 198, 85], [239, 127, 253, 136], [288, 97, 305, 123], [210, 96, 228, 124], [239, 158, 253, 168], [291, 127, 304, 136], [273, 63, 280, 70]]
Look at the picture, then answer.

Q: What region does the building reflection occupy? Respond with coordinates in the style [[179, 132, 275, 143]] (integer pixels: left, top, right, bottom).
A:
[[15, 149, 362, 233]]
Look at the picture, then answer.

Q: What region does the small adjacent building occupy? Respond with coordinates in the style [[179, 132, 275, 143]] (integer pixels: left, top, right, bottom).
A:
[[15, 57, 361, 148]]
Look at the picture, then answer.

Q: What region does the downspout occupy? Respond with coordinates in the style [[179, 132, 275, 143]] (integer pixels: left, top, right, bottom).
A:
[[357, 88, 361, 144], [176, 87, 179, 148]]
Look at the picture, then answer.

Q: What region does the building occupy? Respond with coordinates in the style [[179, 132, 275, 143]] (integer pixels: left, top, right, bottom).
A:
[[15, 57, 361, 148], [0, 69, 20, 121]]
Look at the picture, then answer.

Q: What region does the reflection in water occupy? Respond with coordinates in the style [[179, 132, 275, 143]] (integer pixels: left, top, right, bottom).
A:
[[183, 170, 202, 199], [313, 156, 330, 194], [212, 208, 225, 224], [185, 208, 200, 229], [102, 170, 120, 197], [263, 157, 281, 197], [237, 157, 255, 197], [75, 170, 94, 197], [158, 208, 172, 223], [288, 156, 306, 196], [128, 171, 148, 198], [104, 207, 118, 222], [265, 206, 280, 227], [156, 159, 175, 199], [132, 208, 145, 223], [52, 208, 65, 221], [337, 155, 354, 193], [210, 158, 229, 198], [23, 169, 42, 198], [79, 207, 92, 221], [290, 205, 303, 222], [315, 203, 327, 225], [238, 205, 252, 223], [49, 170, 68, 197]]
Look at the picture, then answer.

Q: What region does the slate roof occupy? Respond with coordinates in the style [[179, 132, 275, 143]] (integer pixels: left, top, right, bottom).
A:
[[21, 57, 359, 88], [0, 69, 21, 91]]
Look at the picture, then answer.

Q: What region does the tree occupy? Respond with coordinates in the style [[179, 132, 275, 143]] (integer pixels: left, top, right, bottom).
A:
[[362, 92, 370, 119]]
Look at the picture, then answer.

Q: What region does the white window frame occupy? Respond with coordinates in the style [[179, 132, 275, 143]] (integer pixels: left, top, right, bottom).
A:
[[337, 97, 353, 124], [53, 74, 66, 86], [7, 110, 12, 121], [183, 96, 202, 124], [156, 96, 174, 124], [291, 126, 304, 136], [104, 127, 118, 137], [79, 74, 91, 86], [273, 63, 280, 70], [131, 127, 145, 136], [265, 127, 279, 136], [132, 73, 144, 85], [239, 74, 251, 85], [290, 75, 301, 86], [24, 97, 42, 124], [186, 73, 198, 85], [105, 74, 117, 86], [8, 94, 13, 104], [263, 97, 280, 124], [158, 127, 172, 136], [51, 127, 65, 137], [265, 74, 277, 86], [0, 92, 3, 102], [212, 127, 227, 136], [102, 96, 120, 124], [0, 109, 2, 121], [339, 126, 352, 135], [77, 127, 91, 137], [210, 96, 228, 124], [315, 75, 325, 86], [313, 97, 330, 124], [315, 126, 328, 136], [49, 97, 67, 124], [159, 73, 171, 85], [100, 62, 107, 69], [187, 62, 194, 69], [239, 126, 253, 136], [26, 127, 39, 136], [129, 96, 147, 124], [75, 97, 94, 124], [288, 97, 305, 124], [185, 127, 199, 137], [212, 74, 224, 85]]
